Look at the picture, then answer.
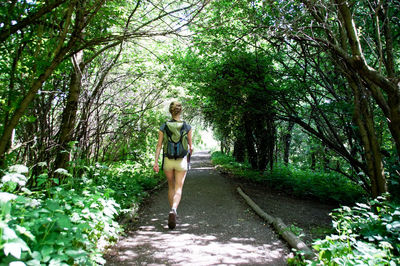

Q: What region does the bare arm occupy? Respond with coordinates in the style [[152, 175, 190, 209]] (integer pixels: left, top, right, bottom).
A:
[[187, 129, 193, 154], [153, 130, 164, 173]]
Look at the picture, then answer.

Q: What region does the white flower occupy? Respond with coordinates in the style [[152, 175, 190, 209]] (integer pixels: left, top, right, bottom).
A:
[[9, 165, 29, 174], [0, 192, 17, 203]]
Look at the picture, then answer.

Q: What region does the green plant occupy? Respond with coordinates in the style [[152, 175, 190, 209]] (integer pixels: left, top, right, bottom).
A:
[[287, 224, 305, 238], [0, 164, 29, 193], [98, 161, 163, 211], [0, 185, 121, 265], [0, 164, 125, 265], [311, 194, 400, 265], [211, 151, 366, 204], [0, 157, 164, 265]]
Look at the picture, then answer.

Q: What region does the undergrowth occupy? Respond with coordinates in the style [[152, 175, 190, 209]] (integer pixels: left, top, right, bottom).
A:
[[308, 195, 400, 265], [211, 151, 365, 204], [211, 152, 400, 265], [0, 161, 162, 265]]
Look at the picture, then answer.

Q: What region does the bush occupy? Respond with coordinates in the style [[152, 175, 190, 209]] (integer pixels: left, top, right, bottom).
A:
[[0, 161, 162, 265], [97, 161, 164, 211], [0, 187, 121, 265], [311, 195, 400, 265], [211, 151, 365, 204]]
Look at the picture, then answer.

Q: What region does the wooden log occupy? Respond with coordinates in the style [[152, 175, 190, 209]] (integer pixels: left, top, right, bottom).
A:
[[236, 187, 314, 259]]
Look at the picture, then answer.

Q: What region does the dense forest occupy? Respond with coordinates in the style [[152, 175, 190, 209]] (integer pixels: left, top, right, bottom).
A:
[[1, 0, 399, 265]]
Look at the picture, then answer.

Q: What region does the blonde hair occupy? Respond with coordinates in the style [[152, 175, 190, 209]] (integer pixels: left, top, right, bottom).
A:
[[169, 101, 182, 116]]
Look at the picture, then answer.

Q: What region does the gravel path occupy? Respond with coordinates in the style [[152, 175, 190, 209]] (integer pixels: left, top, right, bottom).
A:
[[105, 151, 290, 265]]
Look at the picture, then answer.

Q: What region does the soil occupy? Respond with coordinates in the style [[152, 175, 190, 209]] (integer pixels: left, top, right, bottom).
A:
[[105, 151, 337, 265], [225, 175, 338, 246]]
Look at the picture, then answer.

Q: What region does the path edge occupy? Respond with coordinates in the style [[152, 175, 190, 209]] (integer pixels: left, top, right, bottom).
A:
[[120, 180, 168, 224]]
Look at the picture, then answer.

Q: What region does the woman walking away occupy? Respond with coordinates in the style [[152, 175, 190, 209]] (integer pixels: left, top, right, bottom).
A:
[[153, 101, 193, 229]]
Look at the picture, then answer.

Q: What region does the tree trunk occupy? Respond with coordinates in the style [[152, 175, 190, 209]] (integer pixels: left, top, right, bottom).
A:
[[255, 116, 269, 172], [334, 0, 400, 160], [257, 127, 269, 171], [267, 115, 275, 171], [310, 152, 316, 170], [0, 46, 71, 165], [233, 134, 245, 163], [0, 43, 25, 167], [54, 50, 84, 172], [220, 138, 230, 154], [387, 91, 400, 160], [0, 1, 76, 165], [237, 187, 314, 259], [323, 146, 330, 171], [350, 78, 387, 197], [244, 119, 258, 169], [76, 42, 124, 162], [283, 120, 294, 165]]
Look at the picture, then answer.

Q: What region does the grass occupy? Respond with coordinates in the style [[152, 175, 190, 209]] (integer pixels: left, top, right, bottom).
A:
[[211, 151, 366, 205]]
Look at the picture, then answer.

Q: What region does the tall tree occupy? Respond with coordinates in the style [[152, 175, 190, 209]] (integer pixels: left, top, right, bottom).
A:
[[259, 0, 399, 196], [174, 0, 394, 196], [0, 0, 208, 169]]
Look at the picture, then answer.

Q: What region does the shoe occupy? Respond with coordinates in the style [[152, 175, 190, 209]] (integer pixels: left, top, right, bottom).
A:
[[168, 210, 176, 229]]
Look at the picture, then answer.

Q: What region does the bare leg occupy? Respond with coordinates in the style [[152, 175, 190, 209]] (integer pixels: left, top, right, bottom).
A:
[[171, 170, 187, 210], [165, 169, 187, 229], [164, 170, 175, 208]]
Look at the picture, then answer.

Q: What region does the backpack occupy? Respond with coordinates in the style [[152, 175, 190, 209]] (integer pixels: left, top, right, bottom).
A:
[[163, 121, 190, 159]]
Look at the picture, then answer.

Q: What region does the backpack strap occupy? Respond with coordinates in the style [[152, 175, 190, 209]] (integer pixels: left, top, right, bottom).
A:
[[179, 121, 189, 137], [164, 122, 174, 141], [164, 121, 189, 143]]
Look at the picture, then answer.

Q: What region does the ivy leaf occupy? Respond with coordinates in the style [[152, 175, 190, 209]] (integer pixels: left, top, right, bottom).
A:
[[37, 162, 47, 167], [15, 225, 35, 241], [49, 258, 68, 266], [54, 168, 72, 177], [388, 221, 400, 231], [31, 251, 42, 260]]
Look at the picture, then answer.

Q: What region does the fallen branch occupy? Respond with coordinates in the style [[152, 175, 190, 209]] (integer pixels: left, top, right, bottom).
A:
[[236, 187, 314, 259]]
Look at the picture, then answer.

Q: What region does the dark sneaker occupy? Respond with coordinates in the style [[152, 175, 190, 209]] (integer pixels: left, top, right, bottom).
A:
[[168, 211, 176, 229]]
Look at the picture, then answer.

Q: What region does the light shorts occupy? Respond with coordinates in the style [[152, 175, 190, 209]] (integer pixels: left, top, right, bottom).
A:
[[163, 157, 188, 171]]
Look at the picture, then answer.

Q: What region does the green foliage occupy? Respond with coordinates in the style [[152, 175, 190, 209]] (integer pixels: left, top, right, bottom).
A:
[[173, 49, 276, 144], [98, 162, 164, 211], [0, 164, 29, 193], [211, 151, 366, 204], [0, 160, 162, 265], [311, 195, 400, 265], [0, 186, 120, 265], [385, 154, 400, 196], [286, 224, 305, 239], [212, 152, 399, 264]]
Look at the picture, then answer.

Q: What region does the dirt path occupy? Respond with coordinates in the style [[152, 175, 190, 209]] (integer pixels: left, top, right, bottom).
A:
[[105, 151, 291, 265]]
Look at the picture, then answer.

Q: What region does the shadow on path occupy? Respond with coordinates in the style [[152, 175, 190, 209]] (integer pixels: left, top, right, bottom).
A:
[[105, 151, 289, 265]]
